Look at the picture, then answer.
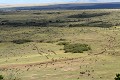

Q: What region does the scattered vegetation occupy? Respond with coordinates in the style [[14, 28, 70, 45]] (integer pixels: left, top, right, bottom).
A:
[[58, 38, 66, 41], [0, 75, 3, 80], [46, 40, 57, 43], [0, 9, 120, 80], [0, 10, 120, 27], [11, 39, 32, 44], [57, 42, 69, 45], [68, 12, 110, 18], [64, 43, 91, 53], [115, 74, 120, 80]]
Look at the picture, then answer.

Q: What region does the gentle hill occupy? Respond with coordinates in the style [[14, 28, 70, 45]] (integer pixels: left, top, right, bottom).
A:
[[0, 10, 119, 28], [0, 2, 120, 10]]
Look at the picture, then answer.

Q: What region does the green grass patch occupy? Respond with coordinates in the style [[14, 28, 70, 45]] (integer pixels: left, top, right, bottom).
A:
[[64, 43, 91, 53]]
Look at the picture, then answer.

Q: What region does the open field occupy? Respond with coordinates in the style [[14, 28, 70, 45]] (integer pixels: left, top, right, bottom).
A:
[[0, 10, 120, 80]]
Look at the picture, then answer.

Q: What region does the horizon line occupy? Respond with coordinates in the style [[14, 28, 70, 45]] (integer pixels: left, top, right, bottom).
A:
[[0, 2, 119, 8]]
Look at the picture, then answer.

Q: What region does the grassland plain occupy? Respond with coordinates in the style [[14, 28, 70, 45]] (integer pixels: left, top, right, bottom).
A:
[[0, 10, 120, 80]]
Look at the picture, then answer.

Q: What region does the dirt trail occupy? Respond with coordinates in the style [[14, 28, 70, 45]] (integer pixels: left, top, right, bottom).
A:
[[0, 56, 85, 69]]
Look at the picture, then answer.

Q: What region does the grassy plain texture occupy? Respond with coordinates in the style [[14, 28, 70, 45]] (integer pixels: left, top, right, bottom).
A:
[[0, 10, 120, 80]]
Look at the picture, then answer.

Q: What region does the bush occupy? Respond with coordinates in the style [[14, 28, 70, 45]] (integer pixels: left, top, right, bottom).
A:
[[57, 42, 69, 45], [59, 38, 66, 41], [46, 40, 57, 43], [64, 43, 91, 53], [0, 75, 4, 80], [69, 24, 83, 27], [11, 39, 32, 44], [115, 74, 120, 80]]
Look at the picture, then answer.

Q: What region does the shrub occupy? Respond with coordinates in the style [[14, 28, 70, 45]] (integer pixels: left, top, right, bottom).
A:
[[115, 74, 120, 80], [59, 38, 66, 41], [0, 75, 4, 80], [35, 39, 45, 43], [57, 42, 69, 45], [64, 43, 91, 53], [69, 24, 83, 27], [11, 39, 32, 44], [46, 40, 57, 43]]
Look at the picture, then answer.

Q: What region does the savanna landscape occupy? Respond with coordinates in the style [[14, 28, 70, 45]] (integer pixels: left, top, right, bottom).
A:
[[0, 8, 120, 80]]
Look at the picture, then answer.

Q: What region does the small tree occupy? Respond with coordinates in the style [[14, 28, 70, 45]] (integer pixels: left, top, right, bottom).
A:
[[0, 75, 4, 80], [115, 74, 120, 80]]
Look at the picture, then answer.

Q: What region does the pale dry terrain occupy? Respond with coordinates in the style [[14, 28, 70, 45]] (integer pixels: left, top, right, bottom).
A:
[[0, 27, 120, 80], [0, 10, 120, 80]]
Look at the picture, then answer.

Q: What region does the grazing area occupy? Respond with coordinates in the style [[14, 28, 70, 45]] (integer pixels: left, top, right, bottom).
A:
[[0, 9, 120, 80]]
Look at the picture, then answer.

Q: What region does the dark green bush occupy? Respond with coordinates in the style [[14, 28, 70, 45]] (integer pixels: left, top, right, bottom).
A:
[[38, 39, 45, 43], [59, 38, 66, 41], [57, 42, 69, 45], [64, 43, 91, 53], [46, 40, 57, 43], [0, 75, 3, 80], [115, 74, 120, 80], [69, 24, 83, 27], [11, 39, 32, 44]]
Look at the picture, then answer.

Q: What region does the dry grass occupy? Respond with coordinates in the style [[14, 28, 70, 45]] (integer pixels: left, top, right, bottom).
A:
[[0, 10, 120, 80], [0, 26, 120, 80]]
